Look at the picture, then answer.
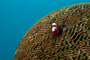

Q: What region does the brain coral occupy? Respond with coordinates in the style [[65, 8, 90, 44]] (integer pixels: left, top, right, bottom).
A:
[[13, 3, 90, 60]]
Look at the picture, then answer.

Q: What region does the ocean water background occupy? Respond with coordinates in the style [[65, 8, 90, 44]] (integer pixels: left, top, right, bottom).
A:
[[0, 0, 90, 60]]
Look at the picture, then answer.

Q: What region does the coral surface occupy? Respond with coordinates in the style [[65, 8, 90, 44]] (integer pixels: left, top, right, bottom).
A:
[[13, 3, 90, 60]]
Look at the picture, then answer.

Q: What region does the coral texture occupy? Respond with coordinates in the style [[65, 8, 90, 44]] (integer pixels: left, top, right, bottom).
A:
[[13, 3, 90, 60]]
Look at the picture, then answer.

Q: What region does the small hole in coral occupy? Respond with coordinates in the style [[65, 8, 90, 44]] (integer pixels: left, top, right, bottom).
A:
[[58, 56, 60, 59]]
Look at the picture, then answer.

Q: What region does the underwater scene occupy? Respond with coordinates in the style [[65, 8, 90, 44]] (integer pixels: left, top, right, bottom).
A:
[[0, 0, 90, 60]]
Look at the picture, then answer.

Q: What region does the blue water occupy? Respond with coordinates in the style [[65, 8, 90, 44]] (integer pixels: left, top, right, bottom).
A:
[[0, 0, 90, 60]]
